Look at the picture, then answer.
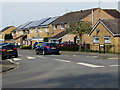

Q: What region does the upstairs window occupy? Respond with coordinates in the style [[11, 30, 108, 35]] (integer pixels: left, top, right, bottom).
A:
[[53, 25, 57, 30], [61, 24, 65, 29], [93, 36, 99, 43], [30, 29, 33, 33], [46, 28, 49, 33], [40, 27, 42, 32], [104, 36, 111, 43]]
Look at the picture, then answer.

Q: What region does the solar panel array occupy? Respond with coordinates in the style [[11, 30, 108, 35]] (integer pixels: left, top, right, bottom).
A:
[[24, 17, 50, 28]]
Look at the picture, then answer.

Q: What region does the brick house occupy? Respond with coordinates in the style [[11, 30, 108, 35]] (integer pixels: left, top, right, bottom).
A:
[[89, 19, 120, 53], [12, 17, 59, 46], [51, 8, 120, 44], [0, 26, 16, 43]]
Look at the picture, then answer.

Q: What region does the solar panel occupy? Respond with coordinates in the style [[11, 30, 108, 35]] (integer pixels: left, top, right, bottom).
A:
[[24, 17, 50, 28], [41, 17, 59, 26], [17, 21, 33, 29]]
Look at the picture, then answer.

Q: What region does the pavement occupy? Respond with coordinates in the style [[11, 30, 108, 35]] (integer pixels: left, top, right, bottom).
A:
[[0, 59, 19, 73], [1, 50, 119, 73]]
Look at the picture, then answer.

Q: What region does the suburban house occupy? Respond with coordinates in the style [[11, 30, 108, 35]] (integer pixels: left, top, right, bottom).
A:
[[12, 17, 59, 46], [11, 21, 33, 45], [89, 19, 120, 53], [0, 26, 16, 43], [50, 8, 120, 44]]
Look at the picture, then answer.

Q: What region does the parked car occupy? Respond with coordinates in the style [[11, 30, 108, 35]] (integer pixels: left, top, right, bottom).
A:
[[59, 41, 79, 47], [33, 42, 43, 49], [0, 44, 18, 60], [35, 42, 60, 55]]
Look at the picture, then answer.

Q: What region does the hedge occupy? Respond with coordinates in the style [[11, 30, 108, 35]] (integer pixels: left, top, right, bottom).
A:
[[20, 45, 32, 49], [59, 46, 79, 51]]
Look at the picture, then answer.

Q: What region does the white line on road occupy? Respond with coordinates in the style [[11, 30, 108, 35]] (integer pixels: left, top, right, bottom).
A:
[[108, 57, 118, 60], [109, 65, 119, 67], [55, 59, 71, 63], [13, 58, 21, 61], [38, 56, 47, 59], [77, 62, 105, 68], [27, 56, 35, 60], [7, 59, 19, 65], [86, 56, 98, 58], [73, 55, 76, 57]]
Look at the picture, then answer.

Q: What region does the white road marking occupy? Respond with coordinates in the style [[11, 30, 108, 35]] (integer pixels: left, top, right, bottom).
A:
[[108, 57, 118, 60], [86, 56, 98, 58], [73, 55, 76, 57], [77, 62, 105, 68], [109, 65, 119, 67], [13, 58, 21, 61], [27, 56, 35, 60], [7, 59, 19, 65], [38, 56, 47, 59], [55, 59, 71, 63]]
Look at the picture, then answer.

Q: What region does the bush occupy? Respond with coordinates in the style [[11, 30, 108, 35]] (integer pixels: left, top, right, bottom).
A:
[[59, 46, 79, 51], [20, 45, 32, 49]]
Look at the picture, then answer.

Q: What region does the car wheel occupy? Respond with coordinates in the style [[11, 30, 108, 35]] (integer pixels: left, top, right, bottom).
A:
[[35, 51, 39, 55], [56, 53, 60, 55], [15, 54, 18, 58], [2, 56, 5, 60]]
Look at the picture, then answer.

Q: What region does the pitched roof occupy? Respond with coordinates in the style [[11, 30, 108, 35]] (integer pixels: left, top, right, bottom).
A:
[[52, 8, 120, 25], [52, 9, 93, 24], [89, 19, 120, 36], [103, 9, 120, 19], [51, 31, 68, 38], [12, 21, 33, 32], [101, 19, 120, 36], [2, 26, 14, 32]]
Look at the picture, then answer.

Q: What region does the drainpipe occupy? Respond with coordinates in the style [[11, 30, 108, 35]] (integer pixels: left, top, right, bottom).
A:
[[92, 9, 94, 27]]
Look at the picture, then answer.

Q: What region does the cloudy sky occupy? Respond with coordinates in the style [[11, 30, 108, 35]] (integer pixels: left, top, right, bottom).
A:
[[0, 0, 119, 30]]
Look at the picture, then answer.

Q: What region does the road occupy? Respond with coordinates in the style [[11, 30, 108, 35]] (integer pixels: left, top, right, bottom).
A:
[[2, 49, 119, 88]]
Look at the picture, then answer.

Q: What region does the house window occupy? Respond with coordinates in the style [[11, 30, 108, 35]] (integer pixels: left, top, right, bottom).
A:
[[46, 28, 49, 33], [93, 36, 99, 43], [104, 36, 111, 43], [53, 25, 57, 30], [30, 29, 33, 33], [20, 31, 23, 34], [16, 31, 18, 34], [40, 27, 42, 32], [36, 28, 38, 33], [61, 24, 65, 29], [0, 34, 2, 37]]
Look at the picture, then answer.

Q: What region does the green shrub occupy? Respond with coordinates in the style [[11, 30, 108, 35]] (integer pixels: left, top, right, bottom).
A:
[[20, 45, 32, 49], [59, 46, 79, 51]]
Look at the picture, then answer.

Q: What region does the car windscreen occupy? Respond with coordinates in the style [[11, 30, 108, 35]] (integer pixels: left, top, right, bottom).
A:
[[48, 43, 57, 47], [2, 45, 15, 49]]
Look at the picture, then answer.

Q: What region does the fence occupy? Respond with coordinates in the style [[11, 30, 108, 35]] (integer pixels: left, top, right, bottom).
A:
[[81, 44, 120, 54]]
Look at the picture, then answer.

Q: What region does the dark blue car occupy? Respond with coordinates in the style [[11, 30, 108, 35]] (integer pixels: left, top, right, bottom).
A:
[[35, 42, 60, 55]]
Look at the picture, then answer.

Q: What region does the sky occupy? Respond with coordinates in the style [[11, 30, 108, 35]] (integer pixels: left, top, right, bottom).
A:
[[0, 0, 119, 30]]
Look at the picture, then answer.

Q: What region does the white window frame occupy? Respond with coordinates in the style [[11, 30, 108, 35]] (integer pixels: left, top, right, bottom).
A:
[[40, 27, 42, 32], [36, 28, 38, 33], [61, 24, 65, 29], [53, 25, 57, 30], [20, 31, 23, 34], [46, 28, 49, 33], [93, 36, 99, 43], [104, 36, 111, 43], [30, 29, 33, 33]]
